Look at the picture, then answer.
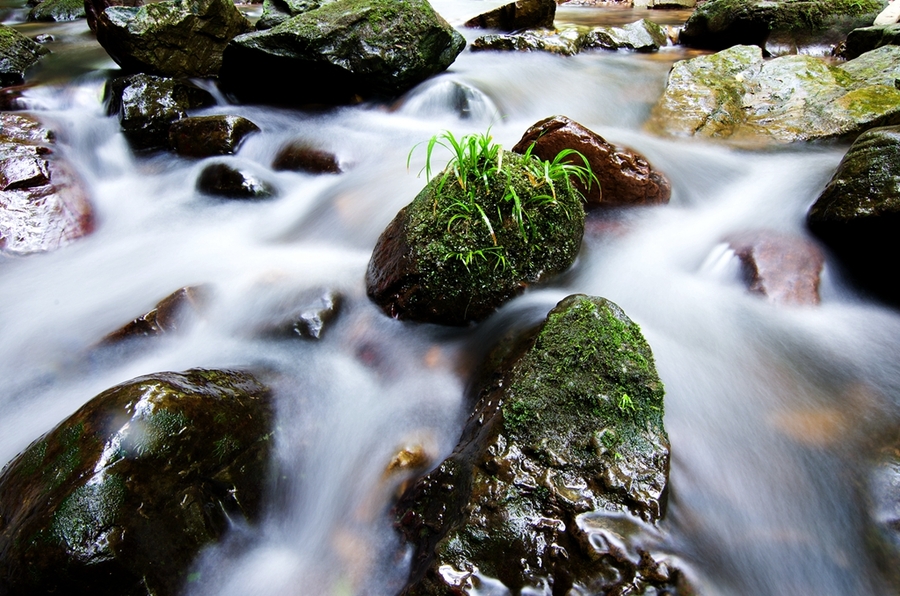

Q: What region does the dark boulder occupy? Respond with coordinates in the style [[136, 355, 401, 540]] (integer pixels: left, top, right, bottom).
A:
[[807, 125, 900, 306], [842, 24, 900, 59], [102, 286, 209, 344], [256, 0, 333, 30], [196, 160, 276, 200], [105, 74, 216, 151], [0, 369, 273, 596], [726, 230, 824, 306], [85, 0, 143, 32], [396, 295, 672, 594], [1, 113, 94, 255], [272, 140, 341, 174], [0, 23, 50, 87], [95, 0, 252, 77], [27, 0, 85, 22], [513, 115, 670, 209], [219, 0, 466, 105], [168, 115, 260, 157], [463, 0, 555, 32]]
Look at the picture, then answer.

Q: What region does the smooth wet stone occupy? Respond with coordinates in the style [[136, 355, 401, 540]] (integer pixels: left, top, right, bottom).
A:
[[168, 115, 260, 157], [102, 286, 209, 344], [843, 24, 900, 59], [260, 288, 343, 339], [95, 0, 253, 77], [646, 44, 900, 144], [472, 19, 667, 55], [256, 0, 334, 30], [396, 295, 672, 594], [0, 24, 50, 87], [807, 125, 900, 306], [513, 115, 670, 208], [196, 160, 276, 200], [0, 113, 94, 254], [105, 74, 216, 151], [27, 0, 85, 22], [271, 141, 341, 174], [463, 0, 555, 32], [582, 18, 668, 52], [726, 230, 824, 306], [0, 369, 273, 596], [219, 0, 466, 105]]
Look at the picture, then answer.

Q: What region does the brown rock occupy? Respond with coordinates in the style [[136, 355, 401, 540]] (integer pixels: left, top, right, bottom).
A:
[[102, 285, 209, 344], [512, 115, 671, 209], [168, 114, 260, 157], [464, 0, 555, 31], [272, 141, 341, 174], [726, 230, 825, 306]]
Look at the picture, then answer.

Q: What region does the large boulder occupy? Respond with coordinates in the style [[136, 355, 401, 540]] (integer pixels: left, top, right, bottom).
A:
[[842, 24, 900, 59], [0, 24, 49, 87], [679, 0, 885, 52], [218, 0, 466, 105], [28, 0, 85, 22], [1, 113, 94, 255], [168, 115, 260, 157], [0, 369, 273, 596], [366, 132, 586, 325], [395, 295, 673, 594], [95, 0, 253, 77], [646, 44, 900, 144], [463, 0, 555, 32], [471, 19, 667, 55], [512, 115, 670, 208], [807, 125, 900, 306], [256, 0, 334, 30]]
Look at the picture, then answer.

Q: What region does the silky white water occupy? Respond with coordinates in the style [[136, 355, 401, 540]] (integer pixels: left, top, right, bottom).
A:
[[2, 2, 900, 594]]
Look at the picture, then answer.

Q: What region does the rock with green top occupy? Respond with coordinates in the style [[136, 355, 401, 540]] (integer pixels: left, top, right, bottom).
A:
[[646, 44, 900, 144], [807, 125, 900, 306], [679, 0, 886, 52], [218, 0, 466, 105], [256, 0, 334, 30], [27, 0, 85, 22], [95, 0, 253, 77], [0, 23, 49, 87], [395, 295, 672, 594], [0, 369, 273, 596], [366, 136, 586, 326]]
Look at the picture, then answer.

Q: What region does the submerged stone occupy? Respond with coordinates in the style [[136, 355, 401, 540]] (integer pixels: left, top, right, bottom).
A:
[[168, 115, 260, 157], [102, 285, 209, 344], [0, 23, 49, 87], [726, 230, 824, 306], [196, 160, 276, 200], [463, 0, 555, 32], [396, 295, 672, 594], [0, 369, 273, 596]]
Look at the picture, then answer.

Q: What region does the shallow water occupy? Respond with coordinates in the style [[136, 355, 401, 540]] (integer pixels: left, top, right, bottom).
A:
[[2, 2, 900, 594]]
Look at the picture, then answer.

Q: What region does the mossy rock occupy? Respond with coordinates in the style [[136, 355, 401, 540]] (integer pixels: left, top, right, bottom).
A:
[[471, 19, 667, 55], [0, 23, 49, 87], [366, 149, 585, 325], [256, 0, 333, 30], [27, 0, 85, 22], [396, 295, 671, 594], [0, 369, 273, 596]]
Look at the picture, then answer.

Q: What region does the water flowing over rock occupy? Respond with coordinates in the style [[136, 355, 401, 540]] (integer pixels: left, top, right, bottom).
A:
[[807, 125, 900, 306], [472, 19, 667, 54], [0, 24, 49, 87], [678, 0, 884, 52], [646, 44, 900, 144], [0, 369, 273, 596], [0, 113, 94, 255], [512, 115, 671, 208], [102, 285, 209, 344], [27, 0, 85, 22], [218, 0, 466, 105], [842, 24, 900, 59], [272, 140, 341, 173], [196, 160, 277, 199], [463, 0, 555, 32], [168, 115, 260, 157], [366, 144, 585, 326], [95, 0, 253, 77], [395, 295, 672, 594]]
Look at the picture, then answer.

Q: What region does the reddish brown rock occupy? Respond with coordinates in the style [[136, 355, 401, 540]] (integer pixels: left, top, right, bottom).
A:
[[464, 0, 555, 31], [272, 141, 341, 174], [102, 285, 209, 344], [0, 113, 94, 255], [168, 114, 260, 158], [512, 115, 671, 209], [727, 230, 825, 306]]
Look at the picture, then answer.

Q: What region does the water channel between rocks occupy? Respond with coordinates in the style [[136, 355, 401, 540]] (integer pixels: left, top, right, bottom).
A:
[[3, 1, 900, 594]]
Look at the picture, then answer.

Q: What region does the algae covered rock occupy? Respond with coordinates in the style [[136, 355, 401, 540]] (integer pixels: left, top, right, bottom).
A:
[[366, 132, 587, 325], [27, 0, 85, 22], [95, 0, 253, 77], [218, 0, 466, 105], [395, 295, 671, 594], [807, 125, 900, 306], [0, 369, 273, 596], [0, 23, 49, 87], [256, 0, 333, 29], [646, 44, 900, 144], [471, 19, 667, 55]]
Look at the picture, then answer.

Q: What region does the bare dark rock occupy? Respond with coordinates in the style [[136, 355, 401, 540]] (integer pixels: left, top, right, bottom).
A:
[[196, 160, 276, 200], [168, 115, 260, 158], [464, 0, 555, 32], [102, 285, 210, 344], [727, 230, 825, 306], [272, 141, 341, 174]]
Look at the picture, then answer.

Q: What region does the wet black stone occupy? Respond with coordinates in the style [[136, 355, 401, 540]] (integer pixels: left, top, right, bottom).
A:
[[196, 161, 276, 200]]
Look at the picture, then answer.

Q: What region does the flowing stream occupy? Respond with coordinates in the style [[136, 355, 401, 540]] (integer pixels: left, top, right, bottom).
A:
[[3, 2, 900, 594]]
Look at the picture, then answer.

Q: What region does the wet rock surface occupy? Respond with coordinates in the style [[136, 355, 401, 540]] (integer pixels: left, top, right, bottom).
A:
[[513, 115, 670, 209], [256, 0, 334, 30], [85, 0, 144, 31], [472, 19, 667, 54], [95, 0, 252, 77], [807, 125, 900, 306], [168, 115, 260, 157], [0, 368, 273, 596], [259, 288, 344, 339], [646, 44, 900, 144], [464, 0, 555, 32], [27, 0, 85, 22], [0, 23, 50, 87], [395, 295, 672, 594], [843, 24, 900, 59], [726, 230, 825, 306], [196, 160, 276, 199], [272, 141, 341, 174], [105, 74, 216, 151], [102, 285, 209, 344], [1, 112, 94, 254], [219, 0, 466, 105]]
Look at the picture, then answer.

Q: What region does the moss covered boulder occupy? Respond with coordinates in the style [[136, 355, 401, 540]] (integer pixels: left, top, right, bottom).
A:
[[0, 23, 49, 87], [395, 295, 672, 594], [471, 19, 667, 55], [256, 0, 334, 30], [646, 44, 900, 144], [807, 125, 900, 306], [366, 134, 586, 325], [0, 369, 273, 596], [218, 0, 466, 105], [27, 0, 85, 21], [95, 0, 252, 77], [679, 0, 885, 52]]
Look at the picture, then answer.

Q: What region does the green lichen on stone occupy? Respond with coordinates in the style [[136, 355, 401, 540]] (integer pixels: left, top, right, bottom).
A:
[[0, 23, 49, 86], [50, 474, 126, 559], [27, 0, 86, 23]]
